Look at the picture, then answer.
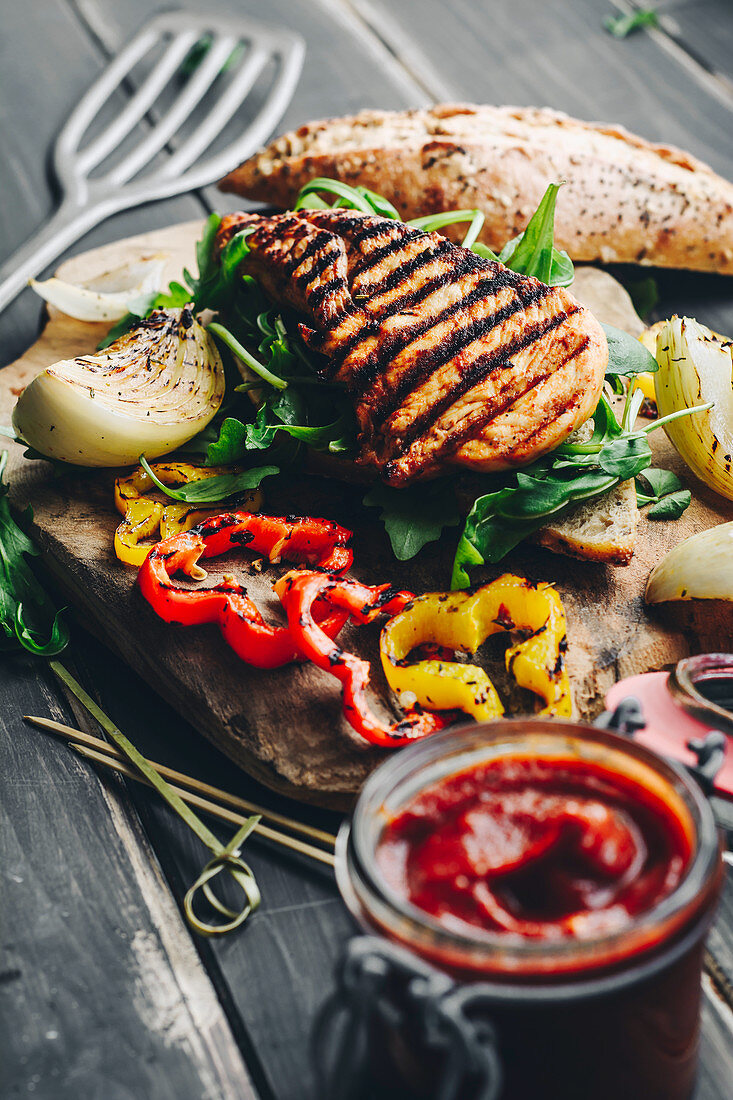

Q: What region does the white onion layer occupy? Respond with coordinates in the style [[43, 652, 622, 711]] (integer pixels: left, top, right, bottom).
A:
[[12, 308, 224, 467], [29, 254, 167, 322], [646, 522, 733, 604], [655, 317, 733, 501]]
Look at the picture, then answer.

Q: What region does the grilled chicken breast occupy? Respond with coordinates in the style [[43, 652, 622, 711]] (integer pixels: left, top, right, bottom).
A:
[[217, 208, 607, 486], [220, 104, 733, 275]]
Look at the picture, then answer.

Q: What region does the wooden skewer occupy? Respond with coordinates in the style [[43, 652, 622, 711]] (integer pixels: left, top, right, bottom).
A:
[[25, 715, 337, 849], [70, 743, 336, 868]]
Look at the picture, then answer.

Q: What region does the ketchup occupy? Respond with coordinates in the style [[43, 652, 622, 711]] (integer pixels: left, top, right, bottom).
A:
[[377, 755, 693, 942]]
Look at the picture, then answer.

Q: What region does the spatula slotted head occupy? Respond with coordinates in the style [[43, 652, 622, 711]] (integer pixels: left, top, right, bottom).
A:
[[54, 10, 304, 208]]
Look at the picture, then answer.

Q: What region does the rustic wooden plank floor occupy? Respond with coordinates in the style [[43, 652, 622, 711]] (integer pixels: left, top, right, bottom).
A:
[[1, 2, 732, 1097]]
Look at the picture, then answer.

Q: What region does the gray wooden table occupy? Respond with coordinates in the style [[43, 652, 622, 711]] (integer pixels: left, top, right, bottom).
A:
[[2, 2, 733, 1097]]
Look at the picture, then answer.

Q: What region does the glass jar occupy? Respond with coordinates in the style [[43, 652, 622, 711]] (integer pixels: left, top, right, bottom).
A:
[[335, 719, 723, 1100]]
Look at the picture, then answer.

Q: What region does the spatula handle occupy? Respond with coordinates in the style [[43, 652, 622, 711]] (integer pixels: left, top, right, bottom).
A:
[[0, 200, 106, 316]]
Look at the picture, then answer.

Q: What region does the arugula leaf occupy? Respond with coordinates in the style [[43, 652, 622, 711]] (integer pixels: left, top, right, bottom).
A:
[[603, 8, 659, 38], [634, 468, 690, 519], [497, 184, 574, 287], [206, 418, 249, 465], [602, 322, 658, 378], [598, 434, 652, 478], [139, 455, 279, 503], [451, 534, 486, 590], [272, 414, 355, 451], [636, 467, 683, 502], [208, 321, 288, 391], [294, 178, 400, 217], [647, 489, 691, 520], [363, 480, 461, 561], [0, 451, 69, 655]]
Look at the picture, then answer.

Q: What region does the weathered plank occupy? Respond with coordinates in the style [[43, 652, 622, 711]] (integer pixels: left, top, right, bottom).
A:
[[699, 976, 733, 1099], [0, 652, 257, 1100], [59, 628, 348, 1100], [635, 0, 733, 96]]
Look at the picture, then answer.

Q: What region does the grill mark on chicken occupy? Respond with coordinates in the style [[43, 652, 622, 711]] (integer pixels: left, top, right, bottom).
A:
[[439, 370, 555, 458], [389, 330, 589, 482], [357, 236, 437, 289], [336, 260, 531, 389], [351, 279, 554, 399], [352, 219, 403, 246], [368, 289, 567, 429], [388, 308, 576, 460], [363, 237, 453, 291], [559, 335, 591, 365], [353, 227, 426, 275], [441, 336, 591, 458], [290, 232, 335, 273], [215, 208, 607, 484], [370, 269, 452, 319], [295, 249, 342, 284], [363, 243, 454, 305]]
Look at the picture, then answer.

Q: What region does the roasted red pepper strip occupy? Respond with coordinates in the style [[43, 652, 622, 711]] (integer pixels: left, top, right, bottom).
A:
[[138, 513, 353, 669], [275, 570, 454, 747]]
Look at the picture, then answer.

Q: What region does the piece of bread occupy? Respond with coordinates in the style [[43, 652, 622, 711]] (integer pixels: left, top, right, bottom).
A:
[[220, 103, 733, 275], [533, 478, 639, 565]]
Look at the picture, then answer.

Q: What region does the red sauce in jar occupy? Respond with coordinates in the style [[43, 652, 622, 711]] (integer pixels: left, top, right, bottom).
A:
[[377, 755, 693, 942]]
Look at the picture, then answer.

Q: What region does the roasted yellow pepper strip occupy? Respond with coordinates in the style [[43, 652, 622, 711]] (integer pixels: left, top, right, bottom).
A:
[[113, 462, 263, 567], [380, 574, 571, 721]]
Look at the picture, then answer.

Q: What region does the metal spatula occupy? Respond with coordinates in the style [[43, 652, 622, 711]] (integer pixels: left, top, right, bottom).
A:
[[0, 10, 304, 315]]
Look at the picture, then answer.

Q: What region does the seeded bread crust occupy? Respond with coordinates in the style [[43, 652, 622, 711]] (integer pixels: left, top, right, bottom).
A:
[[220, 103, 733, 275]]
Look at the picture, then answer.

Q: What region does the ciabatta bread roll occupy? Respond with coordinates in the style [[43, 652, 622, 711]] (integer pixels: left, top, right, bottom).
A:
[[220, 103, 733, 275]]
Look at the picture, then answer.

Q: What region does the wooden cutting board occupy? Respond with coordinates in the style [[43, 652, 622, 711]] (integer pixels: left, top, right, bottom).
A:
[[3, 222, 732, 808]]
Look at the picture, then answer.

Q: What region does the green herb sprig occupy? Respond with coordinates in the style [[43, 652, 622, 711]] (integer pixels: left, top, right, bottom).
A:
[[0, 451, 69, 656], [604, 8, 659, 38], [635, 467, 692, 519], [139, 455, 279, 504]]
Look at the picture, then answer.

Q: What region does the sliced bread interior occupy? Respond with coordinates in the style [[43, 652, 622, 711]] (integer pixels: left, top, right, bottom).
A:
[[533, 478, 638, 565]]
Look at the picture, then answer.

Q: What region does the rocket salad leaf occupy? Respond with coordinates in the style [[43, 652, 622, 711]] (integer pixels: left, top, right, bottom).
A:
[[363, 480, 461, 561], [635, 468, 692, 519], [647, 490, 691, 520], [139, 455, 279, 504], [602, 323, 658, 378], [496, 183, 574, 287], [0, 451, 69, 655]]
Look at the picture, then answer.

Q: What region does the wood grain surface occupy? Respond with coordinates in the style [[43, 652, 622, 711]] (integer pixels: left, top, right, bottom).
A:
[[3, 222, 733, 807], [2, 2, 733, 1098]]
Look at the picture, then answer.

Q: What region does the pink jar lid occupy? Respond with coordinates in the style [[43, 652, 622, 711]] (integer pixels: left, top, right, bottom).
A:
[[606, 672, 733, 798]]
